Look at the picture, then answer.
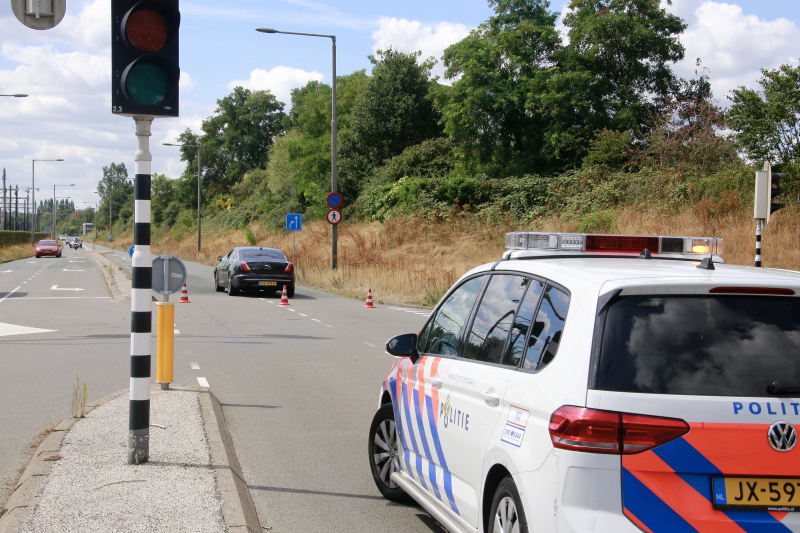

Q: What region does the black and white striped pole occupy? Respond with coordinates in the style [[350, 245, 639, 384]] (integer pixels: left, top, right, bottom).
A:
[[129, 116, 153, 464], [755, 220, 762, 268]]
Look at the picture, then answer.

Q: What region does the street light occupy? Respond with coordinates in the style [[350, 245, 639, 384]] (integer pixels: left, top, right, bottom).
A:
[[164, 142, 202, 251], [53, 184, 74, 239], [256, 26, 339, 270], [32, 159, 64, 243], [0, 94, 28, 97]]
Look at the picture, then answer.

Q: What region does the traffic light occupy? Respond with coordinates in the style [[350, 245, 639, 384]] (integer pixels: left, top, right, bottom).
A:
[[769, 168, 786, 224], [111, 0, 180, 118]]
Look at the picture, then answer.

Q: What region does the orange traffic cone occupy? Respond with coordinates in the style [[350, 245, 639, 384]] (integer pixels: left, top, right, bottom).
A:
[[179, 283, 191, 303], [278, 285, 290, 306], [363, 287, 376, 309]]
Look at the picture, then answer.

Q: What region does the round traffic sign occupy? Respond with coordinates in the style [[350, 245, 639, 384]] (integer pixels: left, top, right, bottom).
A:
[[129, 245, 135, 258], [326, 208, 342, 225], [326, 192, 343, 208], [152, 255, 187, 295]]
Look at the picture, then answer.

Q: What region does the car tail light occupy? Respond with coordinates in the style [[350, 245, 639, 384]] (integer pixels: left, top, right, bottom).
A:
[[241, 261, 252, 272], [284, 263, 293, 273], [549, 406, 689, 455]]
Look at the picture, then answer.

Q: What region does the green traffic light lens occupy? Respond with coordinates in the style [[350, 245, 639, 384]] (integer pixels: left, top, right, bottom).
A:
[[126, 62, 169, 106]]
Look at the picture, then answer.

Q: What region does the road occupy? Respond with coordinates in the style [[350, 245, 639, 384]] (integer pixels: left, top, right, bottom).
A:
[[0, 243, 444, 533]]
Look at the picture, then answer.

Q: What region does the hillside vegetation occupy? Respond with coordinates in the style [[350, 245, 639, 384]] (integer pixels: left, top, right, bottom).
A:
[[101, 0, 800, 304]]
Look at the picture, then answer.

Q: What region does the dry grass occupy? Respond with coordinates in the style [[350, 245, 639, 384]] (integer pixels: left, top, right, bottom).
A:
[[0, 243, 37, 263], [108, 206, 800, 305]]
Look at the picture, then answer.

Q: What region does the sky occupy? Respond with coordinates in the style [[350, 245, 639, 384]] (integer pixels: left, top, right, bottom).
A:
[[0, 0, 798, 210]]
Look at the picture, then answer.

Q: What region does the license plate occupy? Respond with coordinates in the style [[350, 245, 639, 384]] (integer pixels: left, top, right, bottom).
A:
[[713, 477, 800, 511], [259, 281, 277, 286]]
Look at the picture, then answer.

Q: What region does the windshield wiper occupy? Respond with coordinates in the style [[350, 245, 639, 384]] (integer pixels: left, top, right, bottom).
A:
[[767, 381, 800, 396]]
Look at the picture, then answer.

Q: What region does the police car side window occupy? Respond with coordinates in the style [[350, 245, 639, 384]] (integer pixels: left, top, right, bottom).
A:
[[504, 280, 545, 367], [523, 286, 570, 372], [463, 275, 529, 365], [421, 276, 484, 357]]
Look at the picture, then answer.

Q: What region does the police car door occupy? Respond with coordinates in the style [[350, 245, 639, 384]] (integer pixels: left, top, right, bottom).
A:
[[408, 275, 485, 514], [437, 274, 531, 528]]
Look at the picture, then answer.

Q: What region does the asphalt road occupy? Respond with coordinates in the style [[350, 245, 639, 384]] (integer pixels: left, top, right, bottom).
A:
[[1, 243, 444, 533]]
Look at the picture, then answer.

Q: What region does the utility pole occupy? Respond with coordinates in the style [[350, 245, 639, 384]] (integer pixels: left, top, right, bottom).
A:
[[2, 169, 6, 230], [14, 186, 19, 231]]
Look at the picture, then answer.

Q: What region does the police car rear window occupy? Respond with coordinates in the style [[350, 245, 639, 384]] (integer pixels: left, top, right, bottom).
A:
[[595, 296, 800, 397]]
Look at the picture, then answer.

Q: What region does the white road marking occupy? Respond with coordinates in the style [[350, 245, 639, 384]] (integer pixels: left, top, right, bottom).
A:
[[174, 329, 180, 334], [0, 322, 56, 337], [197, 377, 210, 388], [3, 297, 111, 300], [190, 362, 200, 370], [364, 341, 377, 347], [312, 318, 321, 323], [50, 285, 84, 291], [288, 309, 296, 312], [0, 286, 22, 303], [327, 325, 335, 329], [62, 269, 85, 272], [415, 313, 430, 316], [0, 270, 13, 273], [27, 261, 35, 264], [299, 313, 307, 317]]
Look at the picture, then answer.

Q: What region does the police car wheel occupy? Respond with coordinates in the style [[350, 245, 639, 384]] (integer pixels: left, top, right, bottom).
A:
[[489, 477, 528, 533], [368, 403, 411, 503]]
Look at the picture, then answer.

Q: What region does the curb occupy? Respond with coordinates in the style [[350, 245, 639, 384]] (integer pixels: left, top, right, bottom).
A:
[[0, 387, 260, 533], [82, 250, 127, 301]]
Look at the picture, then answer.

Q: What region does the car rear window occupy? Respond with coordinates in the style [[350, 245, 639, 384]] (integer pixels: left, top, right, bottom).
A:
[[240, 249, 286, 260], [40, 241, 56, 246], [594, 296, 800, 397]]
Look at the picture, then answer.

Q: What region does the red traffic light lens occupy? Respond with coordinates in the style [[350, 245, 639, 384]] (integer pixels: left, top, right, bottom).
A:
[[126, 9, 168, 52]]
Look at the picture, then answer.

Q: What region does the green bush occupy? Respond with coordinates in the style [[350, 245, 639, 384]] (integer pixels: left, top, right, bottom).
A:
[[0, 231, 49, 247]]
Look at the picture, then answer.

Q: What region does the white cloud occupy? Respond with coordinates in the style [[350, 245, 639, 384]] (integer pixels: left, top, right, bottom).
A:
[[180, 71, 197, 93], [371, 17, 472, 79], [227, 66, 325, 107], [673, 1, 799, 97]]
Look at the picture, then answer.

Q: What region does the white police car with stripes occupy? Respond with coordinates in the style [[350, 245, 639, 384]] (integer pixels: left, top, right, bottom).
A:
[[368, 232, 800, 533]]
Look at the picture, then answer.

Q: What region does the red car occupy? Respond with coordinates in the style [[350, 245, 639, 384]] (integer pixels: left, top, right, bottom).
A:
[[36, 240, 61, 258]]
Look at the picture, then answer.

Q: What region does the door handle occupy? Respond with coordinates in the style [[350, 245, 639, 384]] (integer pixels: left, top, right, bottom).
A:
[[482, 389, 500, 406], [430, 375, 443, 388]]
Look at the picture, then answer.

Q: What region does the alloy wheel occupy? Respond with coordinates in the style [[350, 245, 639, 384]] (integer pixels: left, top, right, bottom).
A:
[[373, 419, 400, 489], [494, 496, 521, 533]]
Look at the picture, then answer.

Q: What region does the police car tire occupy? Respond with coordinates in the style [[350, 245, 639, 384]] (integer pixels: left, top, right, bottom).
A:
[[489, 477, 528, 533], [368, 403, 412, 504]]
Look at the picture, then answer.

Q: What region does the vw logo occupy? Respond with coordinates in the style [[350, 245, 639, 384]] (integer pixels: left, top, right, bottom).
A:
[[767, 421, 797, 452]]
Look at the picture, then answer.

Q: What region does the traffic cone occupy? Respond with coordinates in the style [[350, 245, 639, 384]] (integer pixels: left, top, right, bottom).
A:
[[179, 283, 191, 303], [363, 287, 376, 309], [278, 285, 290, 306]]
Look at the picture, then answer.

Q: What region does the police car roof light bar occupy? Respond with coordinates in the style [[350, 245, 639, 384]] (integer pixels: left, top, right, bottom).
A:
[[505, 232, 723, 258]]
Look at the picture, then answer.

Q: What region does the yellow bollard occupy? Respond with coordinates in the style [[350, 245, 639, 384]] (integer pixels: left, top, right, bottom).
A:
[[156, 302, 175, 390]]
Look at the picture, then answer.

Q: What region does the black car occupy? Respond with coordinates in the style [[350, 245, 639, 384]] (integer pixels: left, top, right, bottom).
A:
[[214, 246, 295, 297]]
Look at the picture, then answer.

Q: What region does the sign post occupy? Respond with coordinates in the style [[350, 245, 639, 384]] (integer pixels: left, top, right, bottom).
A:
[[286, 214, 302, 263]]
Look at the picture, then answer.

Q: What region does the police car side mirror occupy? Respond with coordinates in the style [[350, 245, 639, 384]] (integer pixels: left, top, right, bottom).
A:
[[386, 333, 419, 362]]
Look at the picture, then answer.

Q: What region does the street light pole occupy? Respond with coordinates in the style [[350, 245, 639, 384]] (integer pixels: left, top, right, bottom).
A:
[[256, 27, 338, 269], [53, 184, 75, 239], [163, 142, 202, 251], [32, 159, 63, 243]]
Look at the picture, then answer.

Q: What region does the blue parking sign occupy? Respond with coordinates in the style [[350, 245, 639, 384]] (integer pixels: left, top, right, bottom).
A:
[[286, 213, 302, 231]]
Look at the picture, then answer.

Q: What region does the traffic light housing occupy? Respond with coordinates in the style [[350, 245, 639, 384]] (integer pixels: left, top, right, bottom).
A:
[[112, 0, 180, 118], [754, 163, 787, 225]]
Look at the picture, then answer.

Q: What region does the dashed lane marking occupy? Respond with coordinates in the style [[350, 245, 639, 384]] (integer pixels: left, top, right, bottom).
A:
[[327, 325, 335, 329], [0, 286, 22, 304], [312, 319, 321, 323], [364, 342, 377, 347], [174, 329, 180, 334], [299, 313, 307, 317], [190, 362, 200, 370], [197, 377, 210, 388]]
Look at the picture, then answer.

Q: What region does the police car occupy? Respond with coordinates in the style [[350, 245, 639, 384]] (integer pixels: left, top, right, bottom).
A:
[[368, 232, 800, 533]]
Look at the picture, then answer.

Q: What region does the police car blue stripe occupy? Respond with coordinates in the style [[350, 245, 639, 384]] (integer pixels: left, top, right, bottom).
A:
[[388, 377, 409, 461], [425, 393, 459, 515], [622, 468, 698, 533], [413, 387, 435, 462], [652, 439, 792, 533], [428, 461, 442, 502], [416, 455, 428, 490], [401, 379, 424, 484]]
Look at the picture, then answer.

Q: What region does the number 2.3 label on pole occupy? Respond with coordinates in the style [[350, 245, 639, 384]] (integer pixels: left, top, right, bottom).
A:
[[326, 208, 342, 225]]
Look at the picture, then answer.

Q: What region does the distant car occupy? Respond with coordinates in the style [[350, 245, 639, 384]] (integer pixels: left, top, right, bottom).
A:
[[36, 240, 61, 258], [214, 246, 294, 297]]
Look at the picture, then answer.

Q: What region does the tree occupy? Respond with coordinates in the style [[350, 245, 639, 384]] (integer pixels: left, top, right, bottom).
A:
[[339, 48, 443, 201], [436, 0, 562, 175], [96, 162, 133, 230], [151, 173, 176, 226], [541, 0, 686, 165], [728, 63, 800, 167], [195, 87, 286, 196]]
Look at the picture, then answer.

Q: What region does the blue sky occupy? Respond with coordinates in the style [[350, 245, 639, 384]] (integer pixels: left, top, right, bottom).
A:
[[0, 0, 798, 208]]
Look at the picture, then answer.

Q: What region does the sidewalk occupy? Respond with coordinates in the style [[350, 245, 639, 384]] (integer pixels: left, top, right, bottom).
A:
[[0, 387, 258, 533]]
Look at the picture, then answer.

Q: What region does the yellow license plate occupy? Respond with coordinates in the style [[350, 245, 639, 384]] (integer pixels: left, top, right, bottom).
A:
[[713, 477, 800, 511], [259, 281, 277, 286]]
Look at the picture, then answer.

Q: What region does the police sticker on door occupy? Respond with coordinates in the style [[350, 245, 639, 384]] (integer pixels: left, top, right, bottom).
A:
[[501, 405, 529, 447], [501, 424, 525, 447]]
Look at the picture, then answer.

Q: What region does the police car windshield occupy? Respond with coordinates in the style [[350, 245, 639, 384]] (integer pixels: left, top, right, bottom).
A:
[[239, 249, 285, 260], [594, 296, 800, 397]]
